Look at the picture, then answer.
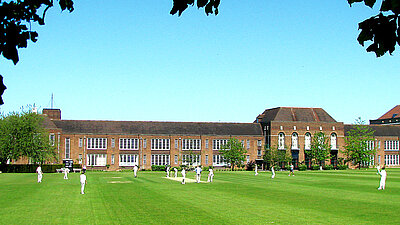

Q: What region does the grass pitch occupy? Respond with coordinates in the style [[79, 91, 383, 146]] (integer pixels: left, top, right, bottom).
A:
[[0, 169, 399, 224]]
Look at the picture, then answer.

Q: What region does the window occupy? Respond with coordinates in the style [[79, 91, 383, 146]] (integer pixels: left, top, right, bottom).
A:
[[278, 133, 285, 150], [293, 126, 297, 130], [151, 154, 170, 165], [246, 155, 250, 163], [384, 140, 399, 151], [331, 133, 337, 150], [182, 154, 201, 166], [143, 139, 147, 148], [291, 133, 298, 149], [79, 138, 83, 148], [87, 138, 107, 149], [49, 134, 55, 146], [305, 133, 311, 150], [111, 138, 115, 148], [307, 126, 310, 131], [87, 154, 107, 166], [213, 155, 227, 166], [143, 155, 147, 165], [151, 139, 170, 150], [366, 140, 375, 150], [205, 155, 209, 164], [65, 138, 70, 159], [111, 154, 115, 165], [78, 154, 82, 164], [119, 154, 138, 166], [205, 139, 209, 149], [385, 155, 399, 166], [174, 155, 178, 164], [175, 139, 178, 149], [119, 138, 139, 150], [257, 150, 262, 156], [213, 139, 228, 150], [257, 140, 262, 147], [246, 140, 250, 149], [182, 139, 201, 150]]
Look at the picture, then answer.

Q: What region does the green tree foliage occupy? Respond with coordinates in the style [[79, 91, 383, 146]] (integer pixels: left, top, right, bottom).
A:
[[0, 110, 56, 169], [263, 145, 292, 168], [342, 117, 376, 169], [348, 0, 400, 57], [309, 132, 331, 166], [219, 138, 247, 171], [170, 0, 220, 16]]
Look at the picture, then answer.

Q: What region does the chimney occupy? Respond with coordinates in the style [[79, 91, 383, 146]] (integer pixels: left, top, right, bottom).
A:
[[42, 108, 61, 120]]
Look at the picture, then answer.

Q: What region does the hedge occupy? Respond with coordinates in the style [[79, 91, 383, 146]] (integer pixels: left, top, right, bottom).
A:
[[0, 164, 82, 173]]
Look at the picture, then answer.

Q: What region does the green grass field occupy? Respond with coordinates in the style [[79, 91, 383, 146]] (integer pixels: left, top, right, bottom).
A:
[[1, 169, 399, 224]]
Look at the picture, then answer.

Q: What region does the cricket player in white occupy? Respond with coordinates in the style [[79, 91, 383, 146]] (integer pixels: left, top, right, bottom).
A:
[[195, 166, 202, 183], [207, 167, 214, 182], [166, 165, 170, 178], [271, 166, 275, 179], [63, 167, 70, 179], [181, 168, 186, 184], [36, 166, 43, 183], [80, 171, 87, 194], [377, 166, 387, 190], [174, 167, 178, 178], [133, 165, 138, 178], [255, 164, 258, 176], [289, 164, 294, 176]]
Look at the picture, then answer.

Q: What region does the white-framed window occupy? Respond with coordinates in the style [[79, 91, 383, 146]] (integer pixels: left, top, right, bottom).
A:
[[65, 138, 70, 159], [366, 140, 375, 150], [119, 154, 138, 166], [305, 133, 311, 150], [205, 155, 209, 164], [49, 134, 55, 146], [246, 155, 250, 163], [213, 139, 228, 150], [246, 140, 250, 149], [278, 133, 285, 150], [151, 139, 170, 150], [87, 154, 107, 166], [111, 138, 115, 148], [257, 140, 262, 147], [111, 154, 115, 165], [257, 150, 262, 156], [78, 154, 82, 164], [384, 140, 399, 151], [151, 154, 170, 165], [119, 138, 139, 150], [291, 133, 298, 150], [174, 155, 178, 164], [384, 155, 400, 166], [331, 133, 337, 150], [87, 138, 107, 149], [213, 154, 227, 166], [182, 139, 201, 150], [79, 138, 83, 148], [175, 139, 179, 149], [143, 155, 147, 165], [205, 139, 209, 149], [143, 139, 147, 148], [182, 154, 201, 166]]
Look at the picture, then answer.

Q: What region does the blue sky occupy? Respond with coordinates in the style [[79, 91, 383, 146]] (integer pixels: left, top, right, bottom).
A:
[[0, 0, 398, 124]]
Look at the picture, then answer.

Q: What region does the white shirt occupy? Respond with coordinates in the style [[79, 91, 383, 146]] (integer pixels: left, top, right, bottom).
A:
[[379, 169, 387, 179], [181, 169, 186, 177], [209, 168, 213, 175], [80, 174, 87, 183], [36, 166, 42, 174], [195, 167, 202, 175], [133, 166, 138, 172]]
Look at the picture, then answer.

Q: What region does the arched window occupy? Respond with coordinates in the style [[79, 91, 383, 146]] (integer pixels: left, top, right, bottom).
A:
[[305, 133, 311, 150], [331, 133, 337, 150], [292, 133, 299, 149], [278, 132, 285, 149]]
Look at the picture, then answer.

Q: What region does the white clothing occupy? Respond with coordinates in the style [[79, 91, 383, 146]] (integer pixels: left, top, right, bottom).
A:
[[174, 168, 178, 178], [36, 166, 43, 183], [207, 168, 214, 182], [195, 167, 202, 183], [255, 165, 258, 176], [166, 166, 170, 177], [271, 167, 275, 179], [64, 168, 70, 179], [80, 174, 87, 194], [133, 166, 138, 178], [378, 169, 387, 190], [181, 169, 186, 184], [376, 165, 381, 175]]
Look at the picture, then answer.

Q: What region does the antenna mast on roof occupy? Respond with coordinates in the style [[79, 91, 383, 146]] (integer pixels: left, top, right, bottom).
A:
[[51, 93, 54, 109]]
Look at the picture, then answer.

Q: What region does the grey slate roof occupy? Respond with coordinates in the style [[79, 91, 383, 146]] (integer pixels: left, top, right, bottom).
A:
[[52, 120, 263, 136], [344, 125, 400, 137], [256, 107, 337, 123]]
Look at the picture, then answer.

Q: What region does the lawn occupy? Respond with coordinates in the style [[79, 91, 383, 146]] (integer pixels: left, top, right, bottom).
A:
[[0, 168, 399, 224]]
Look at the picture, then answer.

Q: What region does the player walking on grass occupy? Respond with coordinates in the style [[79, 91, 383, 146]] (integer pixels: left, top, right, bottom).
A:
[[271, 166, 275, 179], [181, 168, 186, 184], [377, 165, 387, 190], [166, 165, 170, 178], [174, 167, 178, 178], [80, 171, 87, 194], [133, 165, 138, 178], [255, 164, 258, 176], [288, 164, 294, 176], [195, 166, 202, 183], [36, 165, 43, 183], [63, 167, 70, 180], [207, 167, 214, 182]]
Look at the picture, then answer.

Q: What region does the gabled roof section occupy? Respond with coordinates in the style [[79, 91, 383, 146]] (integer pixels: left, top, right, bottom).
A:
[[345, 124, 400, 137], [256, 107, 337, 123], [378, 105, 400, 120], [52, 120, 263, 136]]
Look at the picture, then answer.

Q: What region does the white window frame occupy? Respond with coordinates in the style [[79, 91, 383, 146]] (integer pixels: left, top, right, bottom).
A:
[[87, 154, 107, 166], [278, 133, 285, 150], [213, 139, 228, 150], [119, 138, 139, 150], [182, 154, 201, 166], [330, 133, 337, 150], [151, 139, 170, 150], [305, 133, 311, 150], [87, 138, 107, 149], [246, 140, 250, 149], [213, 154, 227, 166], [49, 133, 55, 146], [65, 138, 70, 159], [182, 139, 201, 150], [151, 154, 170, 166], [79, 138, 83, 148], [205, 139, 209, 149], [384, 140, 399, 151], [291, 133, 299, 150], [119, 154, 138, 167]]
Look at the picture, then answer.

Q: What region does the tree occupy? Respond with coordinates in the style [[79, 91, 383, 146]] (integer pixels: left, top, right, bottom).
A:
[[219, 138, 247, 171], [0, 110, 56, 170], [263, 145, 292, 169], [342, 117, 376, 169], [309, 132, 331, 168]]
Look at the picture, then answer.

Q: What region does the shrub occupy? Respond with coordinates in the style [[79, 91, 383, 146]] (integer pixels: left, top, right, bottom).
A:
[[298, 164, 307, 171], [274, 165, 281, 171], [324, 165, 334, 170], [337, 164, 348, 170], [311, 165, 320, 170], [246, 160, 256, 171], [1, 164, 64, 173], [151, 165, 166, 171]]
